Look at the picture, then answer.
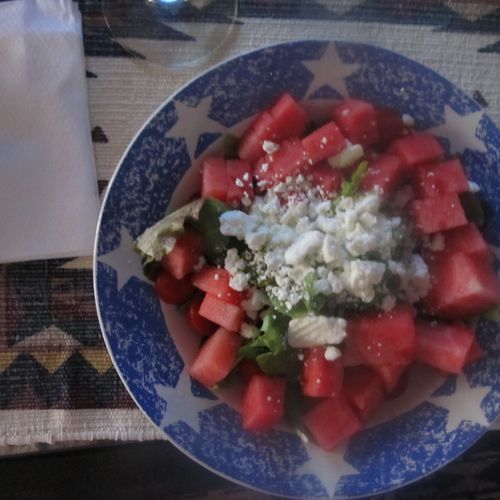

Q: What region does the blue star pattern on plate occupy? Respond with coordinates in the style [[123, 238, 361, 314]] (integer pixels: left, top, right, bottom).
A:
[[94, 41, 500, 498]]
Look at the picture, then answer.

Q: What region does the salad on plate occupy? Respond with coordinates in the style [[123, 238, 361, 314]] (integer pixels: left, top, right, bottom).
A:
[[135, 93, 500, 451]]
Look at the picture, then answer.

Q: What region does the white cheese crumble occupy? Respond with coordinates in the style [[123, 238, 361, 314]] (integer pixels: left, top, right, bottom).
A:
[[241, 289, 268, 320], [287, 316, 347, 348], [219, 174, 426, 311], [401, 113, 415, 126], [262, 140, 280, 154], [324, 345, 342, 361], [327, 143, 364, 169], [240, 322, 259, 339]]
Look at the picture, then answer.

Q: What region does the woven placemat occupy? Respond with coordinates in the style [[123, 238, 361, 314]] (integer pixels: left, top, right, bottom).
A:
[[0, 0, 498, 449]]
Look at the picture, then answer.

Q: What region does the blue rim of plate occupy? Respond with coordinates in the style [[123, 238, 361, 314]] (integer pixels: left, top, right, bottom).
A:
[[93, 40, 500, 499]]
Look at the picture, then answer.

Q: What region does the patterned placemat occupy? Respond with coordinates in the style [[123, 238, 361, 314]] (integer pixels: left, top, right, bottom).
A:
[[0, 0, 498, 485]]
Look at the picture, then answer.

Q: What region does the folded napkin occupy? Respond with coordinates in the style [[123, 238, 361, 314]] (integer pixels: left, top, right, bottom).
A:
[[0, 0, 99, 263]]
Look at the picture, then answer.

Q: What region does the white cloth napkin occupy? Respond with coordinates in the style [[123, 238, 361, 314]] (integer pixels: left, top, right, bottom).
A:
[[0, 0, 99, 263]]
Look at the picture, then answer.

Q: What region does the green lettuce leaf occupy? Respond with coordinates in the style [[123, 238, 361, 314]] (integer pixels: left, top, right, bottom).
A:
[[135, 198, 203, 261], [303, 272, 327, 315], [340, 160, 369, 198], [238, 310, 298, 376]]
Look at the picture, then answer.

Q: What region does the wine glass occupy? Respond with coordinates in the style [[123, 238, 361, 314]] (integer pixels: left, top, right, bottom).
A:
[[103, 0, 239, 68]]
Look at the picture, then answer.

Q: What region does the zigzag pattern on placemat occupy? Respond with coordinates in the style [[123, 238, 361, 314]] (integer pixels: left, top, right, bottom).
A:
[[0, 350, 134, 409], [0, 262, 134, 410], [78, 0, 500, 59]]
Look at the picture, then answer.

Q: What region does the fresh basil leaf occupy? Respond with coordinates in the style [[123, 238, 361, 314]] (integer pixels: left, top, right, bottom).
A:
[[198, 198, 233, 265], [238, 310, 289, 361], [260, 312, 289, 353]]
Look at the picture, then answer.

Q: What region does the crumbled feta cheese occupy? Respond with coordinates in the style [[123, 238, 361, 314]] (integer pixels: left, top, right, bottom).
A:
[[241, 289, 268, 320], [324, 345, 342, 361], [240, 322, 259, 339], [401, 113, 415, 127], [246, 226, 270, 251], [327, 143, 364, 169], [229, 272, 249, 292], [219, 172, 418, 313], [284, 231, 324, 266], [262, 140, 280, 154], [219, 211, 257, 239], [314, 278, 332, 295], [327, 271, 345, 294], [322, 235, 345, 266], [193, 255, 206, 272], [225, 248, 245, 272], [287, 316, 347, 348], [343, 260, 386, 302]]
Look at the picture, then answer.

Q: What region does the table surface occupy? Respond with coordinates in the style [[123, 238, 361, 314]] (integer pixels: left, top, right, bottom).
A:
[[0, 0, 499, 498]]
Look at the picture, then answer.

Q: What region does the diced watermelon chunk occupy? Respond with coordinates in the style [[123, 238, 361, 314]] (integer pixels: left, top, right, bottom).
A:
[[192, 266, 245, 305], [270, 93, 309, 139], [226, 159, 254, 207], [301, 347, 344, 398], [464, 337, 485, 367], [425, 251, 500, 318], [388, 133, 444, 172], [384, 368, 410, 400], [347, 304, 415, 392], [238, 112, 277, 161], [238, 93, 309, 161], [411, 192, 467, 234], [242, 375, 286, 432], [360, 154, 404, 196], [311, 162, 343, 196], [186, 295, 217, 337], [343, 332, 364, 367], [201, 156, 228, 202], [414, 321, 475, 374], [254, 139, 309, 188], [198, 293, 244, 332], [375, 107, 410, 145], [332, 98, 379, 146], [342, 366, 385, 421], [155, 270, 194, 305], [376, 364, 410, 394], [303, 395, 362, 451], [161, 230, 203, 280], [301, 121, 346, 164], [412, 159, 469, 199], [443, 223, 492, 263], [189, 327, 243, 388]]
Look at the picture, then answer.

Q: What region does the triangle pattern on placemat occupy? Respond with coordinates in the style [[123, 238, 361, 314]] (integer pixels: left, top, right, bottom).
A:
[[6, 385, 47, 410], [0, 352, 19, 373], [79, 347, 113, 375], [30, 350, 75, 375], [14, 325, 82, 351]]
